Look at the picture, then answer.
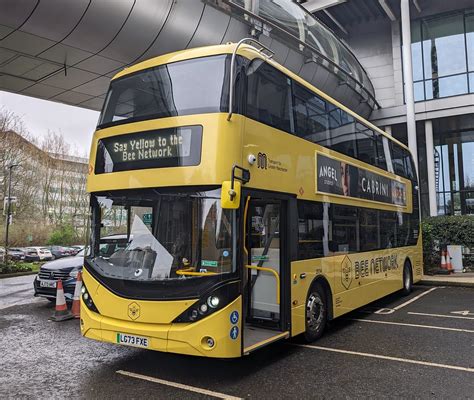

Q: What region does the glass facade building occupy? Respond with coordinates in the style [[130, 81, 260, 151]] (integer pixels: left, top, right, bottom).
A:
[[411, 9, 474, 102], [433, 116, 474, 216]]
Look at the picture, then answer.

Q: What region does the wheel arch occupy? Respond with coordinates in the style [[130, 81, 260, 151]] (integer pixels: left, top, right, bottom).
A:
[[309, 275, 334, 321], [403, 256, 413, 274]]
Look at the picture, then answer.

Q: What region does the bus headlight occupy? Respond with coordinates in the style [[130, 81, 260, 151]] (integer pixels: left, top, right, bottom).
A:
[[81, 283, 99, 313], [173, 281, 239, 323], [207, 296, 219, 308]]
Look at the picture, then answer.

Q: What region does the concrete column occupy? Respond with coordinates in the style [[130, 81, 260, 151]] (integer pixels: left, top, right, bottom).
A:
[[384, 126, 392, 135], [400, 0, 418, 173], [425, 120, 438, 216]]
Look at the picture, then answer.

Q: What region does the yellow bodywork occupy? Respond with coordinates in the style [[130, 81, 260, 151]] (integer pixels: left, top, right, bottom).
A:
[[81, 268, 242, 358], [83, 42, 423, 356]]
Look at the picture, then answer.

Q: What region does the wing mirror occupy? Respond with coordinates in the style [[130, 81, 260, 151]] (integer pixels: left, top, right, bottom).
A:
[[221, 165, 250, 209]]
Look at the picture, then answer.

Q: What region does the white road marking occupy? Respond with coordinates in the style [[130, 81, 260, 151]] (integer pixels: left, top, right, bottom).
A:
[[408, 312, 474, 321], [116, 370, 242, 400], [295, 344, 474, 373], [451, 310, 474, 316], [374, 308, 395, 315], [373, 287, 440, 314], [346, 318, 474, 333]]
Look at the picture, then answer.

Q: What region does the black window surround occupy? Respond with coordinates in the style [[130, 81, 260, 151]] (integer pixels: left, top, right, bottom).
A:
[[245, 60, 417, 182]]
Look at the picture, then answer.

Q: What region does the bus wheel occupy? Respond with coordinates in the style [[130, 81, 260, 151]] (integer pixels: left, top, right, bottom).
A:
[[304, 284, 327, 342], [402, 261, 413, 296]]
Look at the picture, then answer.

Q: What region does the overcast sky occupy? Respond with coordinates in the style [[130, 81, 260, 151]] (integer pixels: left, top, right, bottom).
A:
[[0, 90, 100, 157]]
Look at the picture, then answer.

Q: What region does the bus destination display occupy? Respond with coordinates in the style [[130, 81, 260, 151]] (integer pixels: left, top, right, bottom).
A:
[[95, 126, 202, 174], [316, 152, 407, 206]]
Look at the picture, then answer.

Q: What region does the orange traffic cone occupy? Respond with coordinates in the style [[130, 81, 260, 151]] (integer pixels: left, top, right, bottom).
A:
[[440, 250, 448, 271], [71, 271, 82, 319], [49, 280, 74, 322], [445, 249, 454, 274]]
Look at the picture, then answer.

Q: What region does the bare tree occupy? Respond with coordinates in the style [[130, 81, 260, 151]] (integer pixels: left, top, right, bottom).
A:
[[0, 108, 42, 219], [1, 109, 89, 245]]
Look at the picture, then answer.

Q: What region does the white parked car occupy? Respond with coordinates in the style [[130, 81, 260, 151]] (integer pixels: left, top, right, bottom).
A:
[[27, 247, 54, 261]]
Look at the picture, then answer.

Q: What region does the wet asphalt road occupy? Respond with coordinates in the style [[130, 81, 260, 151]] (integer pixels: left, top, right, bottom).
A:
[[0, 276, 473, 399]]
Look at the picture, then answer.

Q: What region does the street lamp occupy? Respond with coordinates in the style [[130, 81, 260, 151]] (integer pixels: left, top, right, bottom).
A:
[[4, 164, 19, 269]]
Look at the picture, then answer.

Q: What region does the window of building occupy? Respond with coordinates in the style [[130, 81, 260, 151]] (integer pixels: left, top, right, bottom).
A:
[[434, 120, 474, 215], [410, 10, 474, 102]]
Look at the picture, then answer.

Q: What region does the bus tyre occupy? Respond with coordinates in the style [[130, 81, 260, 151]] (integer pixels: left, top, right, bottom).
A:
[[304, 284, 327, 343], [402, 262, 413, 296]]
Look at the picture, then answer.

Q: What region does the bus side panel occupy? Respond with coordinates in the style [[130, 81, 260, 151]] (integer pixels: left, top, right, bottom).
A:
[[290, 258, 335, 337], [332, 247, 421, 318], [412, 238, 424, 283], [333, 249, 399, 317]]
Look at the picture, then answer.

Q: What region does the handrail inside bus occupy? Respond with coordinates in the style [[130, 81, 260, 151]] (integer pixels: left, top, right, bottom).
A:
[[227, 38, 274, 121], [245, 264, 280, 304], [175, 268, 218, 276]]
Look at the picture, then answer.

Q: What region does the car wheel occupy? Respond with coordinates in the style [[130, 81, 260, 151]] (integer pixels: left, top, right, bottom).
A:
[[401, 261, 413, 296], [304, 283, 327, 343]]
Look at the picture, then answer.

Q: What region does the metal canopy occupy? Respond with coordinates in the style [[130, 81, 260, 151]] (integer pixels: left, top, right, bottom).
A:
[[0, 0, 377, 118]]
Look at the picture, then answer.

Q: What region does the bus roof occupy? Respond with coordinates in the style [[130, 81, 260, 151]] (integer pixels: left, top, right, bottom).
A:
[[112, 43, 409, 152]]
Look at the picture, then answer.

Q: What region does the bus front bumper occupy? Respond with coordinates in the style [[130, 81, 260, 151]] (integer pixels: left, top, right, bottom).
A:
[[80, 296, 242, 358]]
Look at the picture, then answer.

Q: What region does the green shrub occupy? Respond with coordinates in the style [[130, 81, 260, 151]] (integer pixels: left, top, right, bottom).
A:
[[0, 262, 34, 275], [421, 215, 474, 273], [47, 223, 76, 246]]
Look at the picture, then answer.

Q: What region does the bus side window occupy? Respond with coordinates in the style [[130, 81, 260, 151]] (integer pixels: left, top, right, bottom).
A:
[[391, 142, 407, 177], [297, 201, 326, 259], [292, 83, 329, 144], [396, 211, 410, 246], [331, 205, 358, 253], [403, 149, 417, 181], [327, 106, 357, 158], [246, 60, 292, 133], [379, 211, 397, 248], [355, 123, 377, 165], [359, 208, 379, 251], [375, 132, 387, 170]]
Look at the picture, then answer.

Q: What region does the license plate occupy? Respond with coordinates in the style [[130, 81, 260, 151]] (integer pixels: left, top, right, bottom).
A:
[[116, 333, 149, 348], [39, 280, 56, 288]]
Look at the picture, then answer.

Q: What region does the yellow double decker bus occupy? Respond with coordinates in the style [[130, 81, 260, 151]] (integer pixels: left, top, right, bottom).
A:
[[81, 40, 422, 358]]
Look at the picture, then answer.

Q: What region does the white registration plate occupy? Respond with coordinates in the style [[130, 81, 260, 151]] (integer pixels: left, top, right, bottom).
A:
[[39, 280, 56, 288], [116, 333, 149, 348]]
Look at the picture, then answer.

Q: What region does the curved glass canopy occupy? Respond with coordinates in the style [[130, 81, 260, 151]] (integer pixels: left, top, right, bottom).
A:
[[222, 0, 378, 112]]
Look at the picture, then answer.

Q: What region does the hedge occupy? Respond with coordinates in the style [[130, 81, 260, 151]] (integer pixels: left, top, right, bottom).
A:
[[0, 262, 35, 275], [421, 215, 474, 273]]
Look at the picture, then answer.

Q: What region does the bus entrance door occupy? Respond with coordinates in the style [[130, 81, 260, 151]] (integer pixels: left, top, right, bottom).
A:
[[243, 198, 289, 354]]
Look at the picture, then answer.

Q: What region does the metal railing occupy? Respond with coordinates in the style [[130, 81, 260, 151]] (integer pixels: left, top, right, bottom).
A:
[[245, 264, 280, 304]]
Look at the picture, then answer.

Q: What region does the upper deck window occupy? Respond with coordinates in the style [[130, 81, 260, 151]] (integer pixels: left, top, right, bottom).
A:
[[97, 55, 230, 129]]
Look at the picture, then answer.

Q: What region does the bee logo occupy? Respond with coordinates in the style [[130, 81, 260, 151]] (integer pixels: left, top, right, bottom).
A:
[[128, 302, 140, 320], [341, 256, 353, 290]]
